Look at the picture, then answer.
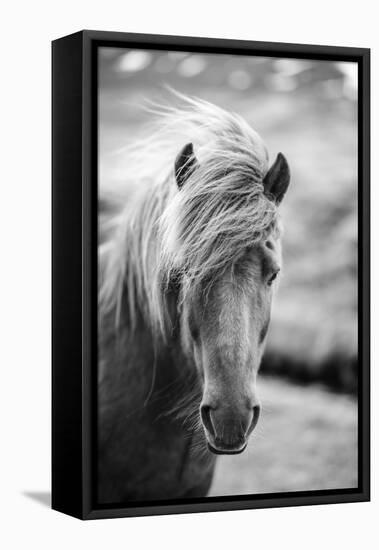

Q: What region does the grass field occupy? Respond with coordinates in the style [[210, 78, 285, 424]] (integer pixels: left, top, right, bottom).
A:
[[209, 376, 358, 496]]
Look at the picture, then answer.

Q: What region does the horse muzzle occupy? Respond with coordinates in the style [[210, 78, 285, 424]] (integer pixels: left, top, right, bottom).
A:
[[200, 401, 261, 455]]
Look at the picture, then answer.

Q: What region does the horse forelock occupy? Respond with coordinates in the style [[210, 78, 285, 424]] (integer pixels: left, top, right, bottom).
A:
[[99, 92, 280, 340]]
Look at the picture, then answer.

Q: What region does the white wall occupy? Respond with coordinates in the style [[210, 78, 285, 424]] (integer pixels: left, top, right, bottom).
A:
[[0, 1, 376, 548]]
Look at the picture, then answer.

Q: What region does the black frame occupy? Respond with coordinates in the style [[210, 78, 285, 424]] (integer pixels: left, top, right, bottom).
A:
[[52, 30, 370, 520]]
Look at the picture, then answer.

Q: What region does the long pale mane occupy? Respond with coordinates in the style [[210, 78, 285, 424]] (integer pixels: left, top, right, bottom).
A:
[[99, 92, 279, 339]]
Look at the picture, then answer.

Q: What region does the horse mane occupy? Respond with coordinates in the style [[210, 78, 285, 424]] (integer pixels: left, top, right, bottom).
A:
[[99, 92, 279, 339]]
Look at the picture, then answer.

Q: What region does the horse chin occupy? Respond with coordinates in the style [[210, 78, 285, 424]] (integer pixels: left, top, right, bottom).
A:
[[207, 442, 247, 456]]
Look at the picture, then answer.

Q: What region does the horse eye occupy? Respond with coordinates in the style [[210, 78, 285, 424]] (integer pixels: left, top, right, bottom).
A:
[[267, 270, 280, 286]]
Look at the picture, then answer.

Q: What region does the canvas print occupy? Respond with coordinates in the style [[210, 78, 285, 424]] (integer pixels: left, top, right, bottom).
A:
[[97, 47, 358, 505]]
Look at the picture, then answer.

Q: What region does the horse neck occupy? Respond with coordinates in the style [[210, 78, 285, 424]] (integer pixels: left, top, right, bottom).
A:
[[99, 297, 197, 419], [100, 176, 199, 409]]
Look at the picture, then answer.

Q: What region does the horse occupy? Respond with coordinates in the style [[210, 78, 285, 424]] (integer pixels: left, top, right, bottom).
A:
[[98, 93, 290, 504]]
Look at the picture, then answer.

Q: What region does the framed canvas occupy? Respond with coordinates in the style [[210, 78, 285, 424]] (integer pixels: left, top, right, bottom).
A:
[[52, 30, 370, 520]]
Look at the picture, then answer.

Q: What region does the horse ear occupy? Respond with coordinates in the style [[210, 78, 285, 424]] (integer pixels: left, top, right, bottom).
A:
[[263, 153, 290, 204], [175, 142, 199, 189]]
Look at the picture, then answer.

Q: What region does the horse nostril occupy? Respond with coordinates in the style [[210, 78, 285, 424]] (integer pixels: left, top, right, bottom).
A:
[[200, 404, 216, 438], [247, 404, 261, 436]]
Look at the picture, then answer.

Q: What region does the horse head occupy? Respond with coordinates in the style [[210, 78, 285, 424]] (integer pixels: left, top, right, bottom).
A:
[[165, 142, 290, 455]]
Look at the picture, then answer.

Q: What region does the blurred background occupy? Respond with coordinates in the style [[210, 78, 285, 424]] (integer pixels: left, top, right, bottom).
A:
[[99, 48, 358, 495]]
